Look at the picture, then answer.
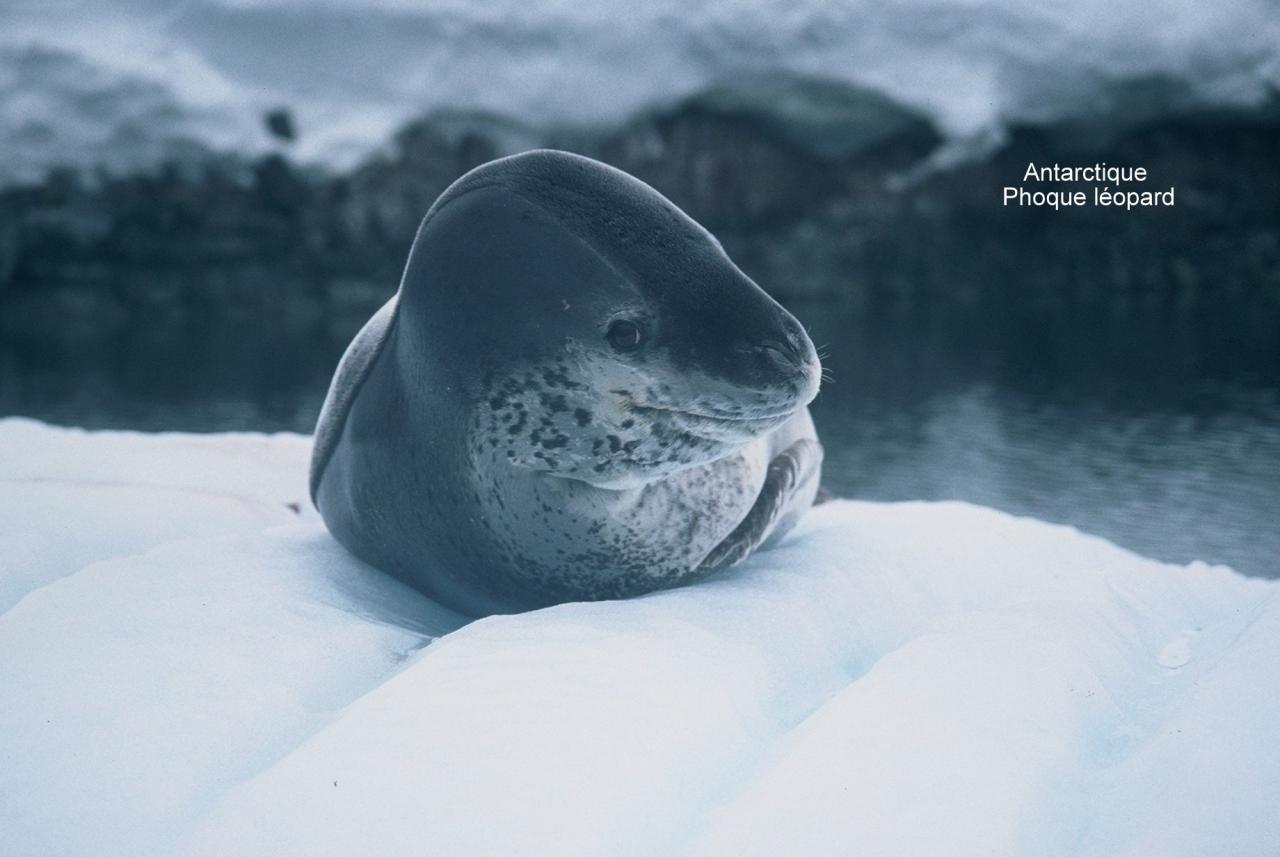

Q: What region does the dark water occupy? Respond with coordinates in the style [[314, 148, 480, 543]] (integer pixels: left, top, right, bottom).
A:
[[796, 304, 1280, 578], [2, 301, 1278, 578]]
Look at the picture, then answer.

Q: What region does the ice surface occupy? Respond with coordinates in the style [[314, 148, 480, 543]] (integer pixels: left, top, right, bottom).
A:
[[2, 0, 1278, 182], [1, 418, 1277, 856], [0, 418, 313, 613]]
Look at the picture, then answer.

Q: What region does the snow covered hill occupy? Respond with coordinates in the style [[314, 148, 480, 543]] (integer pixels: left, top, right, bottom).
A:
[[2, 0, 1279, 182], [0, 418, 1277, 856]]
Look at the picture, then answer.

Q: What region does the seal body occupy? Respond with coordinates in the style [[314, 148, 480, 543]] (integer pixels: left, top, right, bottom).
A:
[[312, 150, 823, 616]]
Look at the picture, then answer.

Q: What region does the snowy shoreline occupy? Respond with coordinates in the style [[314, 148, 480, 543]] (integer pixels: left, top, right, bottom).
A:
[[2, 418, 1277, 855], [4, 0, 1280, 184]]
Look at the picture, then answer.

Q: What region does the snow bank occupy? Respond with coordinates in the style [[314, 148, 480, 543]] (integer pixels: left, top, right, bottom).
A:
[[2, 0, 1279, 181], [1, 418, 1276, 856]]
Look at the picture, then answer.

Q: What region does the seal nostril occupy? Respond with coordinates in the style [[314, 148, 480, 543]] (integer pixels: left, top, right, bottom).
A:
[[760, 341, 800, 372]]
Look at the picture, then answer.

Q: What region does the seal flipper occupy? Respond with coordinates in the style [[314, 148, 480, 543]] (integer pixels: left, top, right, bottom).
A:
[[310, 295, 399, 503], [698, 438, 822, 571]]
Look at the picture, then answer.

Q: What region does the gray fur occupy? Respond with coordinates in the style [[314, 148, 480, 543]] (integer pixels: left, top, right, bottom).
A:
[[310, 296, 398, 500], [311, 150, 823, 616]]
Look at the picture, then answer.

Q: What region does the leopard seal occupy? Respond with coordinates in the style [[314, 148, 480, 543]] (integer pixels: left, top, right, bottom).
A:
[[311, 149, 823, 616]]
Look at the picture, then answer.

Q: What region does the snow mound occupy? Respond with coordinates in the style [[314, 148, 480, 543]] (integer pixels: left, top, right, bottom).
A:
[[0, 417, 314, 613], [1, 418, 1277, 856]]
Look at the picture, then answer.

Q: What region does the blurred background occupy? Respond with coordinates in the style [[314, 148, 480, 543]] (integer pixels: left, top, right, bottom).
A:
[[1, 0, 1277, 576]]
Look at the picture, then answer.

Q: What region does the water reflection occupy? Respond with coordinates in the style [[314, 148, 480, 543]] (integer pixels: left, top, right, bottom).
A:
[[799, 304, 1280, 578], [813, 383, 1279, 577]]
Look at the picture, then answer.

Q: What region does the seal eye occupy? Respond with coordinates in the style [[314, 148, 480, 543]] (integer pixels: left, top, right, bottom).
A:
[[607, 319, 644, 352]]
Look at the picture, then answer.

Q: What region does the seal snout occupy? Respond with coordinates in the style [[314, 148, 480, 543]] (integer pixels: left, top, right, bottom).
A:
[[735, 314, 821, 405]]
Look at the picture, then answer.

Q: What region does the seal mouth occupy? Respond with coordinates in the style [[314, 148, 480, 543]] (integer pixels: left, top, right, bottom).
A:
[[632, 403, 797, 422], [631, 402, 796, 441]]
